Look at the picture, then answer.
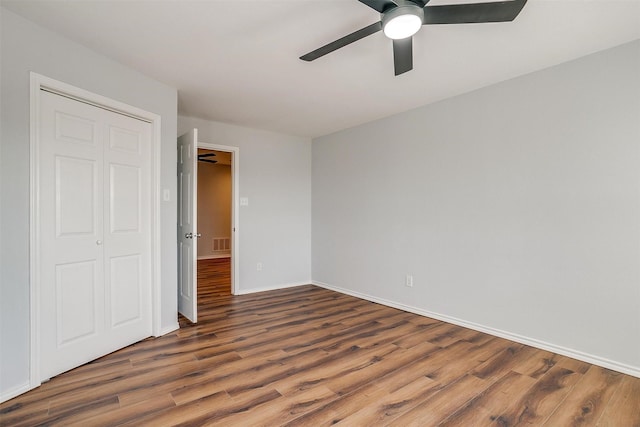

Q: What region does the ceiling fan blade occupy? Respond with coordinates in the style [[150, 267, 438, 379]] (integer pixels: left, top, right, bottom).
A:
[[198, 153, 217, 158], [393, 37, 413, 76], [300, 21, 383, 62], [358, 0, 398, 13], [423, 0, 527, 24], [199, 159, 218, 164]]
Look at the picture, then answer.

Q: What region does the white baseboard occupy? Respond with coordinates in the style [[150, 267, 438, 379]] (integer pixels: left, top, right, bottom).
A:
[[312, 280, 640, 379], [0, 381, 32, 404], [234, 281, 310, 296], [156, 322, 180, 337], [197, 254, 231, 260]]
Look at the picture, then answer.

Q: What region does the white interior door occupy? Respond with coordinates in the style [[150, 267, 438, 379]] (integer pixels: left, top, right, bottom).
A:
[[39, 90, 152, 380], [177, 129, 198, 322]]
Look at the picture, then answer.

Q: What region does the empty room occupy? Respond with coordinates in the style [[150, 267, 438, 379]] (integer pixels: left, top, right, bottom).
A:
[[1, 0, 639, 425]]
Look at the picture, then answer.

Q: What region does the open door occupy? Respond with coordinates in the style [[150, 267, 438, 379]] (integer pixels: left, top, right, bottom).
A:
[[177, 129, 198, 322]]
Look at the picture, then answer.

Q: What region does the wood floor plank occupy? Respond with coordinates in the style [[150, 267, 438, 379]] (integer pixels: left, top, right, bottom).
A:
[[120, 390, 233, 427], [543, 365, 624, 426], [281, 383, 388, 427], [423, 322, 481, 347], [472, 343, 539, 382], [224, 348, 335, 397], [392, 322, 443, 349], [0, 399, 50, 427], [495, 365, 583, 426], [208, 385, 338, 426], [555, 354, 593, 375], [67, 394, 176, 427], [104, 350, 242, 407], [168, 348, 288, 405], [321, 320, 423, 353], [439, 370, 537, 426], [280, 319, 385, 355], [171, 388, 282, 427], [422, 340, 484, 384], [371, 344, 444, 393], [596, 374, 640, 427], [1, 258, 638, 426], [272, 344, 400, 397], [46, 394, 120, 426], [324, 341, 440, 397], [334, 375, 441, 425], [467, 335, 514, 364], [511, 349, 560, 379], [387, 374, 490, 426]]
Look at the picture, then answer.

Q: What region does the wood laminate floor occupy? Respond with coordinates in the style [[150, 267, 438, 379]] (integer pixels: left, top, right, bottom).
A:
[[1, 258, 639, 426]]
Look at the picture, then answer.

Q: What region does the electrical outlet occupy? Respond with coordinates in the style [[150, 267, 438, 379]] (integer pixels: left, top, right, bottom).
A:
[[257, 262, 263, 271], [405, 274, 413, 287]]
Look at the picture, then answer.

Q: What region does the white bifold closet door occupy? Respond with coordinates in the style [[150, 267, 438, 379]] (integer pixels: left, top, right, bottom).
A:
[[38, 90, 152, 381]]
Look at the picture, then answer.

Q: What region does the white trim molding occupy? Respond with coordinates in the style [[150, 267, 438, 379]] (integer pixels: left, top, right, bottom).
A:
[[234, 281, 310, 296], [158, 322, 180, 337], [28, 73, 164, 393], [0, 382, 32, 405], [312, 280, 640, 379]]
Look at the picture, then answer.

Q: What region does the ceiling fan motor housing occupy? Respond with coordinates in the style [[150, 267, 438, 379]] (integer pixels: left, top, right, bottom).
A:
[[382, 3, 425, 39]]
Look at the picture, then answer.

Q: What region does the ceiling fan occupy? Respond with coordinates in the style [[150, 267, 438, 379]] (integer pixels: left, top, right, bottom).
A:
[[198, 152, 217, 164], [300, 0, 528, 76]]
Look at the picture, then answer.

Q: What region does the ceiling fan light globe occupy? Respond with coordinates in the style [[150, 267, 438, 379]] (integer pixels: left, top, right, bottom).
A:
[[383, 14, 422, 39]]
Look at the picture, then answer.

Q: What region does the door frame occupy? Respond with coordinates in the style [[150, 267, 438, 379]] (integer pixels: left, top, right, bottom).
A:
[[197, 142, 240, 295], [29, 73, 163, 389]]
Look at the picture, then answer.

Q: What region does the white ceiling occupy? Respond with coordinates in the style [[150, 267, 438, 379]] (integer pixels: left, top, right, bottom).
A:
[[3, 0, 639, 138]]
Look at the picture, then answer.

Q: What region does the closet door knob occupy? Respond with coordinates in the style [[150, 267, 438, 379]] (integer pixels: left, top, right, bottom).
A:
[[96, 240, 103, 245]]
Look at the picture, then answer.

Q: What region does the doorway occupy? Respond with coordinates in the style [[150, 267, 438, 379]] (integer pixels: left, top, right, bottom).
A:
[[196, 149, 232, 297], [177, 128, 239, 323], [196, 149, 232, 262], [197, 142, 240, 295]]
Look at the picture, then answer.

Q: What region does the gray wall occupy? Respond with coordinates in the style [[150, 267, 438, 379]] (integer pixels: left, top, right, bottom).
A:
[[312, 41, 640, 374], [0, 8, 178, 399], [178, 116, 312, 293]]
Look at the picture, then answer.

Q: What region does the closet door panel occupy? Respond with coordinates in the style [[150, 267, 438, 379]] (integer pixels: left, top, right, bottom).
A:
[[40, 91, 106, 380], [56, 260, 98, 345], [110, 163, 141, 233], [55, 156, 97, 236], [109, 254, 142, 327], [103, 111, 151, 342]]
